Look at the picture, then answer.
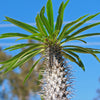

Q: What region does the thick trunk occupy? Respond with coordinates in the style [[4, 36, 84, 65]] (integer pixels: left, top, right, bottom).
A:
[[40, 46, 73, 100]]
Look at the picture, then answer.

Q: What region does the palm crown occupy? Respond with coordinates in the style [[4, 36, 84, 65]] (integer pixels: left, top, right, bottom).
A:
[[0, 0, 100, 83]]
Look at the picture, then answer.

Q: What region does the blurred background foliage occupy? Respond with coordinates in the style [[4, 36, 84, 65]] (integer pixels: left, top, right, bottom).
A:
[[0, 40, 43, 100], [94, 78, 100, 100]]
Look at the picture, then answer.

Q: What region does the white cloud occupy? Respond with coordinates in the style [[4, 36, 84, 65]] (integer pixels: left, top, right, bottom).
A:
[[0, 20, 100, 27], [0, 23, 36, 27]]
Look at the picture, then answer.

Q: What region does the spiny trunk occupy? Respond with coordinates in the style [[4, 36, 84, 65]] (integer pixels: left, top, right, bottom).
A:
[[40, 45, 73, 100]]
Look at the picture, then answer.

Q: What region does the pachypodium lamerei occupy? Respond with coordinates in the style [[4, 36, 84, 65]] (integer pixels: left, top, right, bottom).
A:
[[0, 0, 100, 100]]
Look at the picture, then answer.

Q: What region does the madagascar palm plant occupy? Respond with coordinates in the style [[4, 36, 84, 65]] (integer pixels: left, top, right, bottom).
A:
[[0, 0, 100, 99]]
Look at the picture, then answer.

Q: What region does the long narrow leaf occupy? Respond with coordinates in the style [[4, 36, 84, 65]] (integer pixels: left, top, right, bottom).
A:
[[4, 43, 42, 51], [51, 30, 60, 41], [76, 39, 87, 43], [63, 45, 100, 62], [36, 14, 48, 36], [55, 2, 64, 30], [58, 14, 89, 41], [64, 13, 100, 37], [0, 44, 44, 64], [64, 0, 70, 9], [0, 33, 28, 39], [12, 49, 44, 70], [24, 57, 43, 83], [40, 6, 52, 34], [55, 0, 70, 31], [16, 36, 43, 42], [69, 33, 100, 40], [63, 45, 100, 50], [46, 0, 54, 32], [63, 48, 100, 54], [0, 59, 18, 71], [67, 22, 100, 40], [62, 51, 77, 62], [5, 16, 38, 34], [3, 49, 44, 74], [63, 49, 85, 70], [62, 51, 82, 68]]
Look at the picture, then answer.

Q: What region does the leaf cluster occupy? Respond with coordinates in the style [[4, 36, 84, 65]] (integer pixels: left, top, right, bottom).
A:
[[0, 0, 100, 81]]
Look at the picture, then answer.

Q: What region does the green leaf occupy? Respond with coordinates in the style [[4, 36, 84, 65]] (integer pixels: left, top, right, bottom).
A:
[[3, 49, 44, 74], [55, 2, 64, 30], [40, 6, 52, 34], [67, 22, 100, 40], [62, 51, 83, 69], [63, 48, 100, 54], [16, 36, 43, 42], [0, 44, 44, 65], [36, 14, 48, 36], [93, 51, 100, 53], [62, 51, 77, 62], [64, 13, 100, 37], [49, 30, 60, 42], [63, 45, 100, 50], [24, 57, 42, 84], [2, 59, 20, 73], [64, 0, 70, 9], [12, 49, 44, 70], [0, 33, 28, 39], [58, 14, 89, 42], [63, 49, 85, 71], [46, 0, 54, 32], [69, 33, 100, 40], [30, 33, 43, 37], [16, 46, 44, 61], [61, 39, 87, 45], [4, 43, 42, 51], [63, 45, 100, 62], [55, 0, 70, 31], [5, 16, 38, 34], [0, 59, 18, 71], [59, 0, 70, 20], [75, 39, 87, 43]]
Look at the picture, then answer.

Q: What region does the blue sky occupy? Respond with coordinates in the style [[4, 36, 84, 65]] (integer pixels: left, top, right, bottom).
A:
[[0, 0, 100, 100]]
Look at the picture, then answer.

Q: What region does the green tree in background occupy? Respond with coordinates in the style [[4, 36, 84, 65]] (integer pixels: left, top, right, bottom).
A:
[[0, 48, 10, 100], [0, 45, 42, 100], [7, 58, 42, 100], [7, 40, 42, 100], [0, 0, 100, 100]]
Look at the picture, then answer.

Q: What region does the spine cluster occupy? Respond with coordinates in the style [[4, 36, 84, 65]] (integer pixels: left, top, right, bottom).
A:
[[40, 46, 74, 100]]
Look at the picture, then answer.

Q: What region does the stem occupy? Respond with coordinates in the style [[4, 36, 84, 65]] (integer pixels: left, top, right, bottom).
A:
[[40, 45, 73, 100]]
